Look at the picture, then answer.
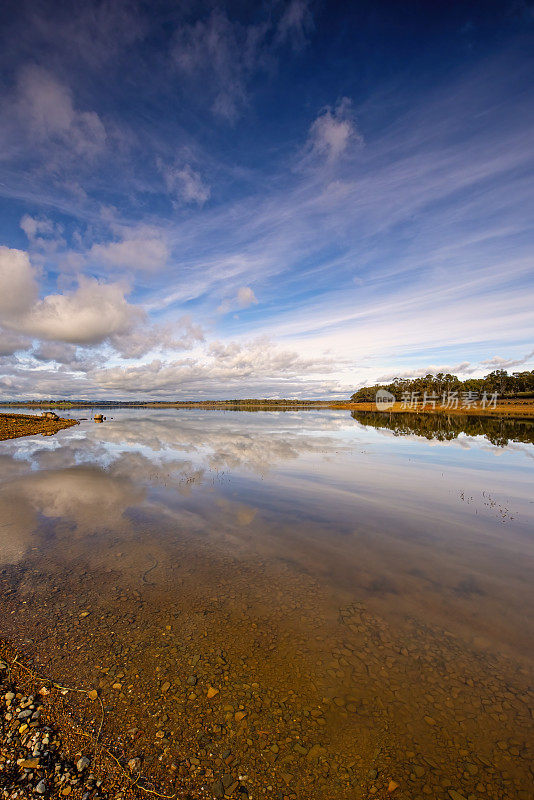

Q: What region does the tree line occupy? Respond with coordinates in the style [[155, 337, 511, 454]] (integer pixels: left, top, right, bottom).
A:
[[350, 410, 534, 446], [350, 369, 534, 403]]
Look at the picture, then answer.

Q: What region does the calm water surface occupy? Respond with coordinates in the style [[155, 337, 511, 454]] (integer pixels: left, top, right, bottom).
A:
[[0, 409, 532, 800]]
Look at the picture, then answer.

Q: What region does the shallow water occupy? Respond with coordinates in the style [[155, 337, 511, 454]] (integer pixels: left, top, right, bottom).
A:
[[1, 409, 533, 799]]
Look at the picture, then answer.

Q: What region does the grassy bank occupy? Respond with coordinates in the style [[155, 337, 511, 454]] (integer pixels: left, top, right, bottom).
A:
[[328, 399, 534, 418]]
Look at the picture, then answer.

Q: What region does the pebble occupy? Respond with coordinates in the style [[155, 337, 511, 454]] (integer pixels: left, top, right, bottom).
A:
[[368, 768, 378, 780]]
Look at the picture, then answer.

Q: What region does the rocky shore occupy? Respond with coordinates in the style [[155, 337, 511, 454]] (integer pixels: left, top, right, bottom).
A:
[[0, 647, 164, 800]]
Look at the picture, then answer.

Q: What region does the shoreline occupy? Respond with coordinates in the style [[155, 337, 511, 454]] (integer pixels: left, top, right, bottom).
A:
[[0, 414, 79, 442], [1, 400, 534, 424], [332, 400, 534, 419]]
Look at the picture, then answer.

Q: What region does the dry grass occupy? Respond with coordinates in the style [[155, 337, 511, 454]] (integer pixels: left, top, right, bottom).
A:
[[327, 400, 534, 418]]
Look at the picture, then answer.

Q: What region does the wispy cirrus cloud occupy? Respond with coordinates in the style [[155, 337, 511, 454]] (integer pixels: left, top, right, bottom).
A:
[[171, 3, 313, 122]]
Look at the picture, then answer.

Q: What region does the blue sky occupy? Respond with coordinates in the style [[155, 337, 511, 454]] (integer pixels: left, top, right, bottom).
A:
[[0, 0, 533, 399]]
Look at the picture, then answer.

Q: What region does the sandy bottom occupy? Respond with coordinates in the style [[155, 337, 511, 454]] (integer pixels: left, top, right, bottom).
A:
[[1, 532, 531, 800]]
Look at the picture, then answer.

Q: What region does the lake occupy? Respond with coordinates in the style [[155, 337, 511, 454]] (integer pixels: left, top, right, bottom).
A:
[[0, 408, 532, 800]]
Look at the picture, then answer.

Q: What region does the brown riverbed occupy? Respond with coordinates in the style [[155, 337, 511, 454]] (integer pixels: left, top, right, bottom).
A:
[[0, 408, 532, 800]]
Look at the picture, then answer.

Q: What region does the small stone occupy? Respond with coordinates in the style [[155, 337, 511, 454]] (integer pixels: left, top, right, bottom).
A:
[[36, 780, 47, 795], [19, 758, 40, 769], [88, 690, 98, 701], [368, 769, 378, 780], [207, 686, 219, 699], [235, 711, 247, 722], [211, 778, 224, 798], [187, 676, 197, 686], [79, 611, 90, 617], [448, 792, 467, 800], [128, 758, 141, 772], [161, 682, 171, 693], [112, 683, 123, 690], [388, 781, 399, 793], [306, 744, 327, 761], [62, 787, 72, 796], [424, 716, 436, 725], [77, 756, 90, 772]]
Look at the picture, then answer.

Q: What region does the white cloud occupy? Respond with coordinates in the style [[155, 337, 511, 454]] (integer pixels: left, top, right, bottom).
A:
[[32, 341, 103, 372], [276, 0, 314, 50], [93, 337, 336, 393], [0, 246, 143, 345], [172, 4, 313, 122], [0, 329, 31, 357], [110, 316, 205, 359], [89, 226, 169, 272], [20, 277, 143, 344], [20, 215, 54, 240], [20, 214, 65, 253], [218, 286, 258, 313], [158, 161, 210, 206], [480, 350, 534, 370], [15, 66, 106, 158], [237, 286, 258, 307], [172, 10, 251, 122], [304, 97, 362, 163], [0, 247, 39, 316]]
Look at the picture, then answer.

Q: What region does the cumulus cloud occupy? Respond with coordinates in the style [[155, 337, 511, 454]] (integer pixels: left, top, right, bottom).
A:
[[0, 329, 31, 357], [32, 341, 104, 372], [480, 350, 534, 370], [20, 214, 66, 253], [14, 66, 106, 159], [110, 316, 205, 359], [0, 246, 143, 345], [0, 247, 39, 316], [304, 97, 362, 163], [20, 277, 143, 344], [93, 337, 336, 393], [158, 160, 210, 206]]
